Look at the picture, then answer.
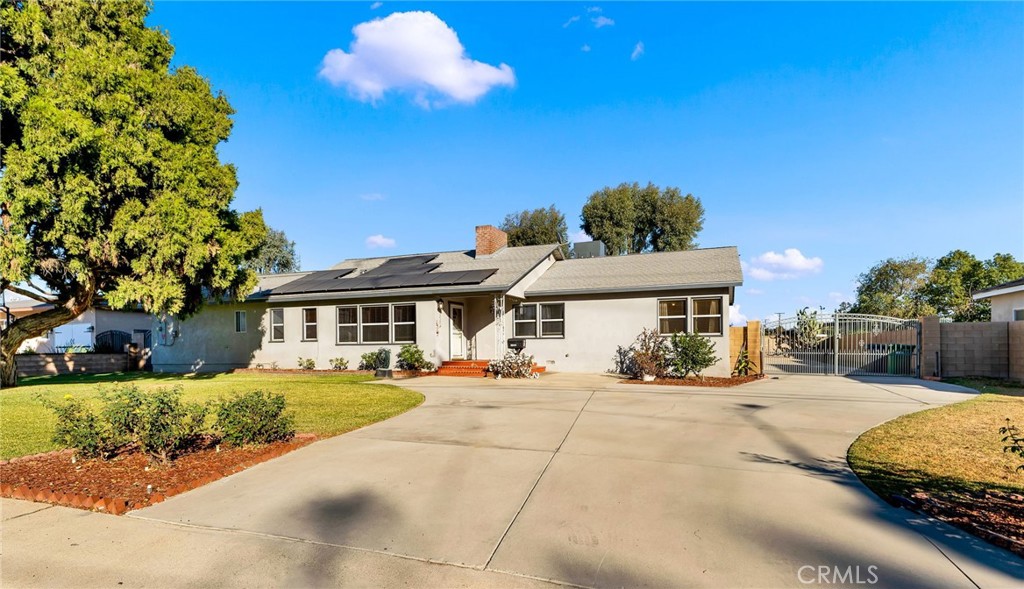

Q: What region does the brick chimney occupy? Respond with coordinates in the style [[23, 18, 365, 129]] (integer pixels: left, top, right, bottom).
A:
[[475, 225, 508, 257]]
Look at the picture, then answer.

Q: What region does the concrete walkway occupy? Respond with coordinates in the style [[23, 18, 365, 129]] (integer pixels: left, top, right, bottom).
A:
[[3, 375, 1022, 588]]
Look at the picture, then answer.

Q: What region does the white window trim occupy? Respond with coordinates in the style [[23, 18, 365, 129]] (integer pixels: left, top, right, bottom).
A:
[[268, 308, 284, 342], [691, 297, 724, 336], [337, 305, 358, 344], [393, 304, 417, 344], [302, 308, 318, 341], [657, 298, 688, 335], [336, 303, 417, 345], [361, 304, 390, 344], [234, 310, 247, 334], [513, 303, 565, 339], [657, 296, 725, 336]]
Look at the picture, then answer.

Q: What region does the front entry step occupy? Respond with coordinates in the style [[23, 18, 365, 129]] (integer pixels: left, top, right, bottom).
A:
[[436, 360, 547, 377]]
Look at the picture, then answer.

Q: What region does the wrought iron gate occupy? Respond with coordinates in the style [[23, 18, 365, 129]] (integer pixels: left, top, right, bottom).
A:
[[761, 312, 921, 377]]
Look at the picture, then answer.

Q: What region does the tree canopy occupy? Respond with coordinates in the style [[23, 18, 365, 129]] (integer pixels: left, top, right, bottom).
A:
[[847, 251, 1024, 321], [499, 205, 568, 255], [245, 227, 300, 274], [0, 0, 265, 385], [580, 182, 704, 255]]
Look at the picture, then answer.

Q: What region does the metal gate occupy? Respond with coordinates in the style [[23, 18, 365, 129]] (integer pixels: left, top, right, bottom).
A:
[[762, 312, 921, 377]]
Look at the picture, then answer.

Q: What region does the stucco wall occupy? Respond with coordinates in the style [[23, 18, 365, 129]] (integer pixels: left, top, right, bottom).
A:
[[991, 291, 1024, 322], [510, 290, 732, 376]]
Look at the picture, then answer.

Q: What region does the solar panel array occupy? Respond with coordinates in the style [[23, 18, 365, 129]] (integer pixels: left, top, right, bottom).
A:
[[270, 255, 498, 295]]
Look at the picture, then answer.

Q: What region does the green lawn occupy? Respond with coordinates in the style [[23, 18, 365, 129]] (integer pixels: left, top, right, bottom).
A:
[[848, 391, 1024, 498], [0, 372, 424, 460]]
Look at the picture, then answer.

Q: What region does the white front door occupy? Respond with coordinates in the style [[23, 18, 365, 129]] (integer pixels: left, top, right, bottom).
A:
[[449, 303, 466, 359]]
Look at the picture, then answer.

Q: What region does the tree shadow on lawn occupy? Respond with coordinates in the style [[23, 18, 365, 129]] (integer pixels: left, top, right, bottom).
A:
[[20, 370, 220, 387]]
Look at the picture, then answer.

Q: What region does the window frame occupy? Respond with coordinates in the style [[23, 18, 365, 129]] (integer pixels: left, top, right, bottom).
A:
[[234, 310, 247, 334], [513, 303, 565, 339], [392, 304, 417, 344], [657, 298, 688, 335], [336, 305, 358, 344], [1014, 308, 1024, 322], [335, 303, 418, 345], [361, 304, 390, 344], [691, 297, 724, 336], [301, 308, 318, 342], [268, 308, 284, 343]]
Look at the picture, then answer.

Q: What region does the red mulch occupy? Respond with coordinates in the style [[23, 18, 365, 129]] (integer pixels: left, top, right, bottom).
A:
[[0, 434, 315, 512], [908, 489, 1024, 558], [621, 375, 765, 387]]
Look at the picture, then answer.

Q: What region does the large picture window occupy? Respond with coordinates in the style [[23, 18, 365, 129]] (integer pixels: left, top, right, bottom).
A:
[[269, 308, 284, 342], [692, 298, 723, 335], [514, 303, 564, 338], [302, 308, 318, 341], [658, 299, 687, 334], [336, 303, 417, 345]]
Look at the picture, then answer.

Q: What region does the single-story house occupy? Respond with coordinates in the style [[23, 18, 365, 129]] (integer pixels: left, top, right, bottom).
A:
[[151, 225, 744, 376], [973, 277, 1024, 322], [2, 292, 154, 353]]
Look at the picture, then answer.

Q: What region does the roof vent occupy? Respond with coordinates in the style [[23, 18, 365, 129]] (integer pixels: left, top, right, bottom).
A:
[[572, 241, 606, 259]]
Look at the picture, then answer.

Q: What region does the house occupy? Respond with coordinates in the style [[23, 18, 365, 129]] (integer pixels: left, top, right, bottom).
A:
[[2, 292, 154, 354], [151, 225, 744, 376], [972, 277, 1024, 322]]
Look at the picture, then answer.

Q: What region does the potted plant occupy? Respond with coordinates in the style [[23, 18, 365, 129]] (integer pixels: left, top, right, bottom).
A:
[[629, 328, 667, 381]]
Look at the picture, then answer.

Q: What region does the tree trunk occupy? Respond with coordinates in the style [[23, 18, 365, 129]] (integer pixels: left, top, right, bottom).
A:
[[0, 287, 94, 388]]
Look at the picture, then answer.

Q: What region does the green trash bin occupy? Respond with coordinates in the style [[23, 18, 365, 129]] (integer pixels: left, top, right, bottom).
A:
[[887, 345, 915, 375]]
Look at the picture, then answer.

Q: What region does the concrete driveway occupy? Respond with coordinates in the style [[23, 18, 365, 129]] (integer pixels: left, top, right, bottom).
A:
[[3, 375, 1022, 588]]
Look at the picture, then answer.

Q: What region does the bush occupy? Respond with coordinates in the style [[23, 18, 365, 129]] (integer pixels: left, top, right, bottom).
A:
[[359, 348, 391, 370], [297, 357, 316, 370], [329, 357, 349, 371], [629, 328, 668, 379], [396, 344, 434, 371], [135, 386, 209, 464], [40, 395, 109, 459], [216, 390, 295, 446], [668, 332, 720, 378], [488, 351, 536, 378]]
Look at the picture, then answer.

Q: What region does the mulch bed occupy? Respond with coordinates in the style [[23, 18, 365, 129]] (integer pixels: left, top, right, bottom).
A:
[[0, 434, 316, 514], [900, 489, 1024, 558], [621, 375, 765, 387]]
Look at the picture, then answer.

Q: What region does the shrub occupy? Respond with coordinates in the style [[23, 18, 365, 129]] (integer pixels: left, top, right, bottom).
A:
[[329, 357, 349, 371], [135, 386, 209, 464], [216, 390, 295, 446], [488, 351, 536, 378], [359, 348, 391, 370], [629, 328, 668, 379], [297, 357, 316, 370], [668, 332, 720, 378], [40, 395, 109, 459], [396, 344, 434, 371], [732, 346, 757, 377]]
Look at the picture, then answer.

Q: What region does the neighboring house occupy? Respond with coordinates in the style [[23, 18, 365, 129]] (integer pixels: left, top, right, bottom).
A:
[[151, 225, 744, 376], [1, 292, 154, 354], [973, 277, 1024, 322]]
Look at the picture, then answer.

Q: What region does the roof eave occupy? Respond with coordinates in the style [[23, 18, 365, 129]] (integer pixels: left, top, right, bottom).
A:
[[972, 284, 1024, 300], [525, 280, 742, 298]]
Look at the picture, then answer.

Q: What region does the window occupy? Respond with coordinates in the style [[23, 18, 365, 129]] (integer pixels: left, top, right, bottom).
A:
[[1014, 309, 1024, 321], [692, 298, 723, 335], [234, 311, 247, 333], [269, 308, 284, 342], [513, 303, 564, 338], [302, 308, 318, 341], [362, 305, 389, 343], [658, 299, 687, 334], [337, 306, 358, 343], [393, 304, 416, 343]]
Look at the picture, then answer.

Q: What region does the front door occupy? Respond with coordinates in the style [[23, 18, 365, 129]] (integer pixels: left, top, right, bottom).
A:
[[449, 303, 466, 359]]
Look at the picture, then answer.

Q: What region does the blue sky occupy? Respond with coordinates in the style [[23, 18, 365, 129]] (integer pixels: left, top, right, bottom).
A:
[[148, 1, 1023, 324]]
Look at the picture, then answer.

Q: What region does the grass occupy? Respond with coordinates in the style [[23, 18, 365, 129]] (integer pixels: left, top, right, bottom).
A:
[[944, 376, 1024, 397], [848, 391, 1024, 498], [0, 372, 424, 460]]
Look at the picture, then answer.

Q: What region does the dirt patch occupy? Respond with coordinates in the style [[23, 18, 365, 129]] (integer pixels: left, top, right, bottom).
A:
[[0, 434, 315, 513], [621, 375, 765, 387], [905, 489, 1024, 558]]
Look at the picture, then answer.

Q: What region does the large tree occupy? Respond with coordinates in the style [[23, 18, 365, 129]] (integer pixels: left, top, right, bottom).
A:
[[499, 205, 568, 255], [580, 182, 704, 255], [922, 250, 1024, 322], [848, 256, 935, 319], [0, 0, 266, 386], [245, 227, 300, 274]]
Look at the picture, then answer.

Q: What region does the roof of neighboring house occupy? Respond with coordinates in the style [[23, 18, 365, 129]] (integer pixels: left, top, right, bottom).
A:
[[257, 244, 562, 302], [525, 246, 743, 296], [972, 277, 1024, 300]]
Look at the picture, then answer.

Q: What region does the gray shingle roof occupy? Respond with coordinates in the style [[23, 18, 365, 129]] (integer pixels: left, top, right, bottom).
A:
[[525, 246, 742, 295]]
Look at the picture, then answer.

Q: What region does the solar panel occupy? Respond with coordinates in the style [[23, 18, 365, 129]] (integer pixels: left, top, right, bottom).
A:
[[268, 256, 497, 295], [271, 269, 355, 294]]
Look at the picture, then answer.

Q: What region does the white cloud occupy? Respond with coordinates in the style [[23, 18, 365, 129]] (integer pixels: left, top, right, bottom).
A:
[[586, 6, 603, 13], [365, 234, 396, 249], [570, 230, 591, 243], [580, 44, 591, 52], [730, 304, 749, 326], [370, 1, 382, 9], [592, 15, 614, 28], [562, 15, 580, 28], [359, 192, 386, 201], [744, 248, 824, 281], [319, 11, 516, 107], [630, 41, 644, 61]]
